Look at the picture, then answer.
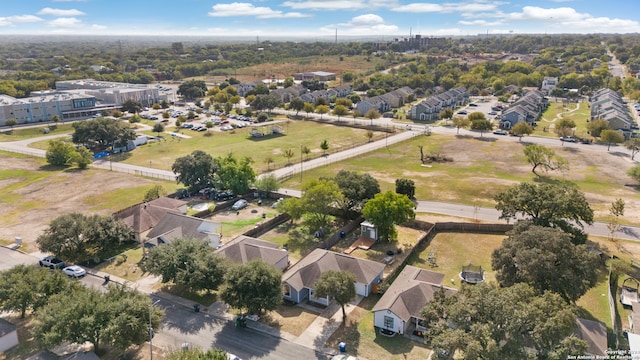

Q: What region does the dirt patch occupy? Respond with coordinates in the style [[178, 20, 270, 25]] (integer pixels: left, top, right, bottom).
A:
[[0, 154, 163, 251]]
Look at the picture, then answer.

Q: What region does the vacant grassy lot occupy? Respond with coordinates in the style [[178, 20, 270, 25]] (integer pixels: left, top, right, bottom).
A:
[[116, 120, 385, 174], [260, 304, 319, 337], [0, 151, 179, 247], [283, 133, 640, 224], [196, 54, 388, 84], [535, 101, 591, 139]]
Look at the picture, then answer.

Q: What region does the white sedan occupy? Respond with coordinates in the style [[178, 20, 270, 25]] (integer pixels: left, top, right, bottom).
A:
[[63, 265, 86, 278]]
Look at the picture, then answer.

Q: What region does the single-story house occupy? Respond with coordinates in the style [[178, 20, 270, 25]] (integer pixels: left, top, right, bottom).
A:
[[146, 212, 221, 248], [0, 318, 18, 353], [216, 235, 289, 271], [372, 265, 456, 336], [282, 249, 385, 306], [574, 318, 608, 357], [113, 197, 187, 241]]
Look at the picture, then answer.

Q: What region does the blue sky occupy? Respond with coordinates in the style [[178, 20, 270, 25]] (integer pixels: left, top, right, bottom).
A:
[[1, 0, 639, 38]]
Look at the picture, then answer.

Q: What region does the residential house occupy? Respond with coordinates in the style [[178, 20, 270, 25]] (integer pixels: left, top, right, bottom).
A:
[[232, 82, 258, 97], [541, 77, 558, 94], [408, 87, 468, 121], [590, 88, 636, 138], [113, 197, 187, 241], [294, 71, 336, 82], [574, 318, 608, 357], [327, 85, 353, 99], [299, 89, 330, 104], [355, 96, 390, 115], [0, 318, 18, 353], [216, 235, 289, 271], [499, 89, 547, 129], [372, 266, 456, 336], [272, 85, 306, 103], [282, 249, 385, 306], [146, 212, 221, 248]]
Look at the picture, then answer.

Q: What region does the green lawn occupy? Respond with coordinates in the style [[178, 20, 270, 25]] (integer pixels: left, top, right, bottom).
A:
[[534, 102, 592, 139], [0, 124, 74, 142], [94, 247, 147, 282], [116, 120, 386, 174], [83, 182, 182, 212], [326, 296, 432, 360]]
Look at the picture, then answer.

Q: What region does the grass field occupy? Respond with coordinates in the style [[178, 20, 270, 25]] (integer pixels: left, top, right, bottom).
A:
[[117, 120, 386, 174], [534, 101, 592, 139], [0, 124, 74, 142]]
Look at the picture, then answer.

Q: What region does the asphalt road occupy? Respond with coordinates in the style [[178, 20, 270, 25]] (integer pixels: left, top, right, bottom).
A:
[[154, 297, 326, 360]]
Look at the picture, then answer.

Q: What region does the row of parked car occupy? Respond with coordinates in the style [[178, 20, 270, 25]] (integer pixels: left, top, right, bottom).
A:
[[38, 256, 86, 278]]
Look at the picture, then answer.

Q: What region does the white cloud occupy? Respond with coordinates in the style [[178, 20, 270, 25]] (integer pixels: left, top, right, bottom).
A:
[[281, 0, 397, 10], [38, 8, 85, 16], [48, 17, 83, 27], [208, 3, 309, 18], [90, 24, 107, 30], [0, 15, 44, 26], [319, 14, 399, 36], [506, 6, 585, 22], [392, 1, 502, 13], [459, 19, 504, 26]]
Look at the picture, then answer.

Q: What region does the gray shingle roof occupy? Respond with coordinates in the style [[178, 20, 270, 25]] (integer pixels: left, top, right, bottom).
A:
[[282, 249, 384, 291], [216, 235, 287, 268]]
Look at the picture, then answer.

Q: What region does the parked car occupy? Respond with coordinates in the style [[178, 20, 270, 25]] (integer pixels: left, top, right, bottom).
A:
[[488, 111, 498, 115], [39, 256, 65, 269], [62, 265, 86, 278], [493, 129, 507, 135], [469, 103, 478, 107], [232, 199, 248, 210], [457, 110, 468, 115], [560, 136, 578, 143]]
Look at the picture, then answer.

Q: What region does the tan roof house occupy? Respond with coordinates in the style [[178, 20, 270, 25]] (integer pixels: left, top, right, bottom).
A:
[[372, 265, 456, 336], [113, 197, 187, 241], [216, 235, 289, 271], [146, 212, 221, 248]]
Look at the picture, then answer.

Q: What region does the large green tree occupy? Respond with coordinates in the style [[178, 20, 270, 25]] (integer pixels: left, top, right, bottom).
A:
[[362, 191, 415, 242], [178, 80, 207, 100], [511, 121, 533, 140], [626, 138, 640, 160], [395, 178, 416, 199], [72, 118, 136, 150], [215, 153, 256, 195], [494, 182, 593, 244], [142, 238, 227, 293], [451, 117, 470, 134], [313, 270, 356, 322], [36, 213, 133, 264], [299, 178, 344, 231], [289, 98, 305, 116], [586, 118, 609, 138], [491, 221, 599, 303], [600, 129, 625, 151], [0, 265, 81, 318], [332, 170, 380, 215], [172, 150, 217, 192], [523, 144, 568, 175], [120, 99, 142, 113], [46, 139, 78, 166], [421, 283, 586, 359], [470, 119, 492, 136], [33, 286, 164, 353], [254, 174, 280, 198], [628, 164, 640, 183], [220, 260, 282, 315]]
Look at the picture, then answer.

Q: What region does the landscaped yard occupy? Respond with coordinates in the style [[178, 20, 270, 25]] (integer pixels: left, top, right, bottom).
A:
[[533, 101, 591, 139], [93, 247, 147, 282], [325, 295, 432, 360]]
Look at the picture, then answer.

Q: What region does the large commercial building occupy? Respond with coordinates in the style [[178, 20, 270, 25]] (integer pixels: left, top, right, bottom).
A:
[[0, 79, 175, 126], [0, 92, 97, 126]]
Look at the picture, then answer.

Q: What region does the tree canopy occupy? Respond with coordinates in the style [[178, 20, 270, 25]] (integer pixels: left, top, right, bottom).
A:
[[600, 129, 625, 151], [71, 118, 136, 150], [172, 150, 217, 192], [299, 178, 344, 231], [120, 99, 142, 113], [178, 80, 207, 100], [470, 119, 492, 136], [332, 170, 380, 215], [33, 285, 164, 353], [165, 348, 229, 360], [362, 191, 415, 241], [0, 265, 82, 318], [215, 153, 256, 195], [141, 238, 228, 293], [395, 178, 416, 199], [523, 144, 568, 175], [220, 260, 282, 315], [491, 221, 599, 303], [494, 182, 593, 244], [36, 213, 133, 264], [511, 121, 533, 140], [421, 283, 586, 360], [313, 270, 356, 322]]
